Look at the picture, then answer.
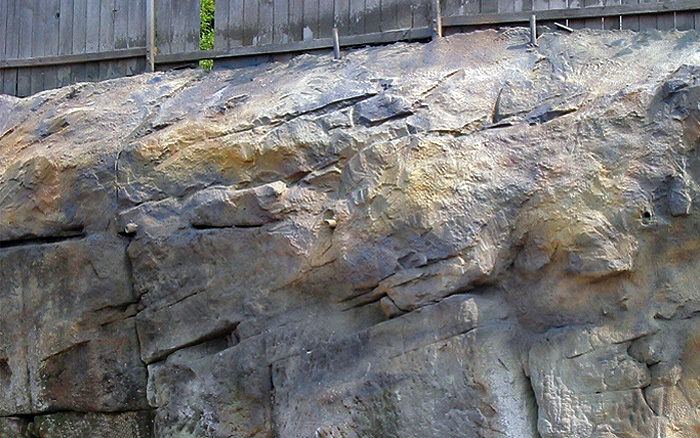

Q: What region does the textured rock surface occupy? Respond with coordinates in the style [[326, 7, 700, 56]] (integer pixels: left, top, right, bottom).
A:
[[2, 28, 700, 437]]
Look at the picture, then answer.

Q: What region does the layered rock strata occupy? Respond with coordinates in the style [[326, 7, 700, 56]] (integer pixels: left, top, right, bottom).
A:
[[1, 28, 700, 437]]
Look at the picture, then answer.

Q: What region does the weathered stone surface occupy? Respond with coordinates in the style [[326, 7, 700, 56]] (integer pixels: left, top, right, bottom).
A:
[[0, 236, 146, 415], [2, 29, 700, 437], [33, 411, 154, 438], [0, 417, 31, 438]]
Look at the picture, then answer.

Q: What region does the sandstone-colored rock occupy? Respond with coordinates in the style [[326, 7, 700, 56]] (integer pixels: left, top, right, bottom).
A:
[[2, 29, 700, 437]]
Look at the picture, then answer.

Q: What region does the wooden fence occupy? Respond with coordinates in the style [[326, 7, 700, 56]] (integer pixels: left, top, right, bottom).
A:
[[1, 0, 699, 97]]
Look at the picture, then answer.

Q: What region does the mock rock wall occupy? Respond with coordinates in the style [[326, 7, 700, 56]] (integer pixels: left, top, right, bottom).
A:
[[1, 28, 700, 438]]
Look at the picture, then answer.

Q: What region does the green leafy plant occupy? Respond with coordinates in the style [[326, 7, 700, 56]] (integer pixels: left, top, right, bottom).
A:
[[200, 0, 215, 70]]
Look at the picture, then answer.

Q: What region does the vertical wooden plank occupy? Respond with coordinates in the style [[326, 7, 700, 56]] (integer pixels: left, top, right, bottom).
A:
[[334, 0, 350, 36], [676, 11, 694, 31], [604, 14, 620, 29], [243, 0, 260, 45], [186, 0, 202, 52], [2, 69, 18, 97], [6, 0, 20, 64], [656, 12, 675, 30], [481, 0, 498, 13], [99, 0, 116, 81], [620, 0, 639, 30], [45, 0, 61, 91], [128, 0, 146, 48], [170, 0, 199, 54], [176, 0, 188, 53], [85, 61, 100, 82], [126, 0, 146, 75], [639, 13, 657, 30], [412, 0, 430, 29], [166, 0, 181, 54], [0, 0, 6, 95], [1, 0, 13, 96], [72, 0, 87, 52], [59, 0, 75, 55], [18, 0, 34, 59], [410, 0, 429, 29], [582, 0, 601, 29], [317, 0, 334, 38], [397, 0, 413, 28], [364, 0, 381, 33], [532, 0, 547, 13], [497, 0, 520, 13], [441, 0, 458, 16], [99, 0, 116, 52], [155, 0, 173, 55], [548, 0, 566, 11], [114, 0, 129, 49], [349, 0, 365, 35], [86, 0, 101, 82], [379, 0, 398, 32], [30, 0, 47, 94], [259, 0, 274, 44], [1, 0, 17, 96], [86, 0, 101, 53], [215, 0, 231, 50], [0, 0, 6, 64], [71, 0, 88, 84], [127, 58, 147, 76], [110, 0, 129, 81], [459, 0, 480, 16], [273, 0, 290, 43], [302, 0, 319, 40], [229, 0, 247, 48], [638, 0, 658, 31], [621, 15, 640, 30], [289, 0, 304, 42], [57, 0, 75, 88]]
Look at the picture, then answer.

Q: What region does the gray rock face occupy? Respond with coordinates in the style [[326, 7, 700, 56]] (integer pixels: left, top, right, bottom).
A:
[[2, 28, 700, 437]]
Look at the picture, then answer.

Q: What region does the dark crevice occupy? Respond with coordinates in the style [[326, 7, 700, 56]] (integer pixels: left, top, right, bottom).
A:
[[1, 407, 156, 419], [522, 369, 543, 438], [191, 222, 269, 230], [527, 107, 577, 125], [89, 302, 139, 315], [229, 93, 379, 139], [146, 323, 240, 365], [417, 69, 463, 99], [342, 291, 388, 311], [266, 93, 379, 128], [339, 287, 377, 303], [0, 227, 85, 250], [358, 111, 412, 128], [39, 341, 90, 364], [268, 363, 278, 438]]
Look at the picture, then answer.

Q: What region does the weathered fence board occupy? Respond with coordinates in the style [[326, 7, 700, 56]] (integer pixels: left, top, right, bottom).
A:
[[0, 0, 151, 96]]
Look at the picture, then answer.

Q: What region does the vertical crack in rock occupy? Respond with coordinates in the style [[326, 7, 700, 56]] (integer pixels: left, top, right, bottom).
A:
[[268, 363, 279, 438], [523, 366, 544, 438]]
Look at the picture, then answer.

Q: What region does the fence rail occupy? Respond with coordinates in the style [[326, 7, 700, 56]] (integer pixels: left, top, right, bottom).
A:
[[1, 0, 699, 97]]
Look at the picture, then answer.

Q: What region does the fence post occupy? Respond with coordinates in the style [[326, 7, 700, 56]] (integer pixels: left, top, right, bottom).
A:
[[431, 0, 443, 39], [146, 0, 156, 72], [332, 28, 341, 59]]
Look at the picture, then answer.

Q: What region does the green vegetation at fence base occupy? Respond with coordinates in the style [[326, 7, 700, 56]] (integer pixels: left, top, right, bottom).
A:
[[200, 0, 215, 70]]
